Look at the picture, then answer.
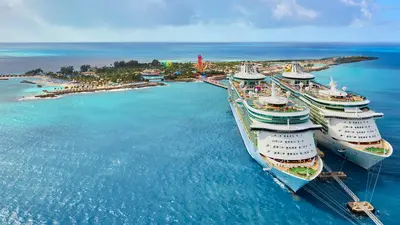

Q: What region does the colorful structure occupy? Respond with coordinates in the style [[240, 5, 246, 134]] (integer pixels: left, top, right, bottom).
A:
[[163, 61, 172, 68], [197, 55, 207, 76], [285, 64, 291, 72]]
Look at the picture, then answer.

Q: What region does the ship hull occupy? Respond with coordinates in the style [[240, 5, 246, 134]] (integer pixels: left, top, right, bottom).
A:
[[229, 102, 310, 192], [315, 131, 385, 169]]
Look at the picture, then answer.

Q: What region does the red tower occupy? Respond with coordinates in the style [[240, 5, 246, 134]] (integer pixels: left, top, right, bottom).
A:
[[197, 55, 205, 73]]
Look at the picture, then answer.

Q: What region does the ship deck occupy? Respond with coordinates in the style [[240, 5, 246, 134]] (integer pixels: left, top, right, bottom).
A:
[[232, 81, 306, 113], [260, 154, 320, 179], [342, 139, 392, 155], [274, 76, 367, 103]]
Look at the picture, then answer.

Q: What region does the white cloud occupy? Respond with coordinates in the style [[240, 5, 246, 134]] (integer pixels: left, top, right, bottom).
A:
[[340, 0, 373, 19], [340, 0, 359, 6], [361, 7, 372, 19], [0, 0, 394, 42], [272, 0, 318, 20], [273, 2, 293, 19]]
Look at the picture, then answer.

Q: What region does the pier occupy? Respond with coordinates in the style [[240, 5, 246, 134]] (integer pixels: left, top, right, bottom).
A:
[[0, 74, 36, 78], [318, 171, 347, 181], [323, 163, 383, 225], [201, 77, 227, 89]]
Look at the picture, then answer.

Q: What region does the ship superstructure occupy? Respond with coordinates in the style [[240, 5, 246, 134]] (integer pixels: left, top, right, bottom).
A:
[[272, 63, 393, 169], [228, 63, 323, 192]]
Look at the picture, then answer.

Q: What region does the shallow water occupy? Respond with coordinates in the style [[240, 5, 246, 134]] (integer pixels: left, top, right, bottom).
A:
[[0, 43, 399, 224]]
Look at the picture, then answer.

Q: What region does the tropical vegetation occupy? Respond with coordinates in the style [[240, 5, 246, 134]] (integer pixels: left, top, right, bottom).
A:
[[25, 68, 43, 75], [289, 167, 316, 178], [365, 147, 387, 155]]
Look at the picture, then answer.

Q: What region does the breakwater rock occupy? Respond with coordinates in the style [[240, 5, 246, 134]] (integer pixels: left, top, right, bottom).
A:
[[21, 80, 37, 84]]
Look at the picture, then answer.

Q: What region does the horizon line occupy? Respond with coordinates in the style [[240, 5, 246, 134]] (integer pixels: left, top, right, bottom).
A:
[[1, 41, 400, 44]]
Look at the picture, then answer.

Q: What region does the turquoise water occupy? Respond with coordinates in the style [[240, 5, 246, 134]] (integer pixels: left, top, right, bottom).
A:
[[0, 43, 400, 224]]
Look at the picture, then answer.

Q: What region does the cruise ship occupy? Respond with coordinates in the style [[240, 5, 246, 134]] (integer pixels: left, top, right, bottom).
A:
[[272, 63, 393, 169], [228, 63, 323, 192]]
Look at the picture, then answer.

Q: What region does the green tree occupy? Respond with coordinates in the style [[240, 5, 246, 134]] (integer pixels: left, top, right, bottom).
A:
[[114, 61, 126, 68], [25, 68, 43, 75], [80, 64, 91, 72], [60, 66, 74, 75], [151, 59, 160, 67], [126, 60, 139, 67]]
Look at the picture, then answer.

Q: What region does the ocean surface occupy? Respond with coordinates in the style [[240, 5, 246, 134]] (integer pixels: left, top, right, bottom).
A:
[[0, 43, 399, 224]]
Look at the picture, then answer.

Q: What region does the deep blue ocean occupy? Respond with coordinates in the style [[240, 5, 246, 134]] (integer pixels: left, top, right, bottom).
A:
[[0, 43, 399, 224]]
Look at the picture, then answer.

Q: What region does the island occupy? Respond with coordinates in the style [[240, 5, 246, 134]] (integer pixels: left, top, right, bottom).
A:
[[0, 55, 377, 100]]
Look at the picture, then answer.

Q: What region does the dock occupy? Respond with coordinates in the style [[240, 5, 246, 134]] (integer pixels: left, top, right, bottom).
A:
[[201, 78, 227, 89], [318, 171, 347, 181], [0, 74, 36, 78], [347, 202, 375, 215], [323, 164, 383, 225]]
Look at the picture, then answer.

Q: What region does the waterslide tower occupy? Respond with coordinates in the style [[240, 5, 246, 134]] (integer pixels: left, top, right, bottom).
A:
[[197, 55, 207, 78]]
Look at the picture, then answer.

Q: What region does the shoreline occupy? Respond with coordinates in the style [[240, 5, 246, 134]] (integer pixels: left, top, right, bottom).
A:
[[3, 75, 71, 87], [30, 82, 165, 100], [257, 56, 377, 76], [3, 55, 377, 101], [19, 86, 158, 101]]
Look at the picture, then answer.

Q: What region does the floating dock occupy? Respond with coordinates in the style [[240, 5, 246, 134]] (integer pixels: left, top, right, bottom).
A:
[[347, 202, 375, 215], [323, 163, 382, 225], [318, 171, 347, 181]]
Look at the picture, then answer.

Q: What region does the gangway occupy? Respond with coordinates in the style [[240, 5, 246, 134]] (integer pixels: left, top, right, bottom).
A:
[[323, 164, 359, 202], [323, 163, 384, 225]]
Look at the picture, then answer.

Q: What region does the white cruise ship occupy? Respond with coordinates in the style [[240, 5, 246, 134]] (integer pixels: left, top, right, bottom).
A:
[[272, 63, 393, 169], [228, 63, 323, 192]]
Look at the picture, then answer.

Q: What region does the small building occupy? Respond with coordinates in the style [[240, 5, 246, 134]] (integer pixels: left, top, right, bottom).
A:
[[141, 69, 163, 82], [141, 69, 161, 76]]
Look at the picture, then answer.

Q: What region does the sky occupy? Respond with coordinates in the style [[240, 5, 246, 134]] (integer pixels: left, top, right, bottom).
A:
[[0, 0, 399, 42]]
